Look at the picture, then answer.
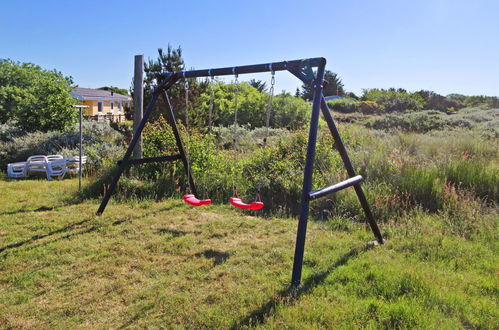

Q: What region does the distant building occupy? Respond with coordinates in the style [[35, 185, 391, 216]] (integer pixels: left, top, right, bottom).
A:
[[71, 88, 131, 122], [323, 95, 344, 102]]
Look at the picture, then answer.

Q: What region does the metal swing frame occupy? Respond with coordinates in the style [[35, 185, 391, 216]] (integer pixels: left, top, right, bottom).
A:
[[96, 57, 384, 288]]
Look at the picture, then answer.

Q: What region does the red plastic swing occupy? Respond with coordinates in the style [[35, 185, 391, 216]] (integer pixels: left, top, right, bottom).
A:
[[183, 194, 211, 206], [229, 197, 264, 210]]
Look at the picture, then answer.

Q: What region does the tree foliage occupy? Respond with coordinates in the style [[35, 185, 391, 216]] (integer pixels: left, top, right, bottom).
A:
[[361, 88, 425, 113], [0, 59, 77, 132], [98, 86, 129, 96], [248, 79, 267, 92], [138, 45, 208, 123], [195, 81, 267, 127], [300, 70, 345, 100]]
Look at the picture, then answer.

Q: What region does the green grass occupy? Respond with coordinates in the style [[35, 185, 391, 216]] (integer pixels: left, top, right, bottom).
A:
[[0, 177, 497, 328]]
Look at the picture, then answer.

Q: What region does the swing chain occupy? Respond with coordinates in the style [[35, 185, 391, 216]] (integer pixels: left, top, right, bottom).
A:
[[208, 75, 214, 132], [184, 79, 192, 193], [232, 74, 239, 195], [263, 71, 275, 148]]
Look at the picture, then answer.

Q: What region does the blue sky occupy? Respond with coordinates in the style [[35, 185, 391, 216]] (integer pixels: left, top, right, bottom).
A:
[[1, 0, 498, 96]]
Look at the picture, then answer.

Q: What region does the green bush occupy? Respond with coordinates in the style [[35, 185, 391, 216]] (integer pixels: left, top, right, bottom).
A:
[[364, 111, 474, 133], [327, 99, 356, 113], [362, 88, 425, 113], [271, 93, 311, 129], [354, 101, 380, 114]]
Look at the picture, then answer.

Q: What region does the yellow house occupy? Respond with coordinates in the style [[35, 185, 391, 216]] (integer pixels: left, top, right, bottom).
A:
[[71, 88, 132, 122]]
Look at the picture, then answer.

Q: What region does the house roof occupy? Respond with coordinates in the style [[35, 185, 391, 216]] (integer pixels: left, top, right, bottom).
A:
[[324, 95, 344, 101], [71, 88, 132, 101]]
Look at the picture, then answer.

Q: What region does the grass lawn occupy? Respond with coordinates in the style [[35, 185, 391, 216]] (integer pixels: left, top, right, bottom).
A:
[[0, 177, 497, 328]]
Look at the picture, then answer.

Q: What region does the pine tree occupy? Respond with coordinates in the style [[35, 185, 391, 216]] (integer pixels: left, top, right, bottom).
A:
[[131, 45, 206, 123], [299, 70, 345, 101]]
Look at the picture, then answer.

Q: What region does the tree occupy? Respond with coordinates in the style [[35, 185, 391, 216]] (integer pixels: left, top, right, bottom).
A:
[[0, 59, 77, 132], [195, 82, 267, 127], [300, 70, 345, 101], [248, 79, 267, 92], [98, 86, 129, 96], [135, 45, 207, 123]]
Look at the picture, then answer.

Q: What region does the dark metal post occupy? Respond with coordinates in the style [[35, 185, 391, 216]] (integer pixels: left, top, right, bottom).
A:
[[320, 97, 383, 244], [161, 90, 197, 196], [291, 58, 326, 288], [133, 55, 144, 159], [97, 91, 161, 215], [79, 107, 83, 192]]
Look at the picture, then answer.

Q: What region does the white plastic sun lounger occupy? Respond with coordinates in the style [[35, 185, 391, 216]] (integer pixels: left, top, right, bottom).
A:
[[7, 162, 27, 178], [66, 156, 87, 175], [46, 158, 67, 180], [25, 155, 50, 179]]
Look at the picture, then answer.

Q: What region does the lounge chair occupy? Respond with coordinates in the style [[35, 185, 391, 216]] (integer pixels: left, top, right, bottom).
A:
[[7, 162, 27, 178], [25, 155, 50, 179], [66, 156, 87, 175], [46, 158, 67, 180]]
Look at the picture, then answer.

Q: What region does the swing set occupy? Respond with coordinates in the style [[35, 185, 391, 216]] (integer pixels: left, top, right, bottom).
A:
[[96, 57, 384, 287]]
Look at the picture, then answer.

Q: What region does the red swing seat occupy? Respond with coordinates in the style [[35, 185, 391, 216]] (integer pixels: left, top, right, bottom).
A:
[[229, 197, 264, 210], [183, 194, 211, 206]]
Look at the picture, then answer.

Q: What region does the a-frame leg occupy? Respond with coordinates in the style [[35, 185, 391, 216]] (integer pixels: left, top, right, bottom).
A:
[[97, 91, 161, 215], [291, 61, 326, 288], [160, 90, 197, 196], [320, 97, 384, 244]]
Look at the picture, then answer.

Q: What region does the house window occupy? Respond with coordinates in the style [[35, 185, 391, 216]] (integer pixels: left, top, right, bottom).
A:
[[98, 102, 103, 113], [118, 102, 122, 113], [111, 102, 114, 110]]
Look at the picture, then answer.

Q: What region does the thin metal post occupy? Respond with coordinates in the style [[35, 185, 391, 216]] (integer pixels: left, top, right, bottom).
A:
[[291, 58, 326, 288], [320, 97, 383, 244], [79, 107, 83, 192]]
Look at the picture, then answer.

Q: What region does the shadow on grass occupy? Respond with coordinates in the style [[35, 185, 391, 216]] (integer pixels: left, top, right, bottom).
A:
[[0, 219, 92, 253], [0, 203, 182, 255], [195, 249, 230, 266], [231, 244, 373, 329], [156, 228, 188, 237]]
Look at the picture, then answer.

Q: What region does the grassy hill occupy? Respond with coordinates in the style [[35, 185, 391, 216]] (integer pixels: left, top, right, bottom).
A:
[[0, 177, 497, 328]]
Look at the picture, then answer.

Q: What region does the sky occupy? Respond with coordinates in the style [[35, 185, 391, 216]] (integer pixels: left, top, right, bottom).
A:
[[1, 0, 498, 96]]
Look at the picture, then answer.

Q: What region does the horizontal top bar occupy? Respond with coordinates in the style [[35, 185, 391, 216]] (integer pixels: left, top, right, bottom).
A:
[[158, 57, 326, 80]]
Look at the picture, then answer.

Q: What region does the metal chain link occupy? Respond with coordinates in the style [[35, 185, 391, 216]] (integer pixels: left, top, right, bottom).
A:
[[184, 79, 191, 192], [208, 75, 214, 132], [263, 71, 275, 148], [232, 73, 239, 195]]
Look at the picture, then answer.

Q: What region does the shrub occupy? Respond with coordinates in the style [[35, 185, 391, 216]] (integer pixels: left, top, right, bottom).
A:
[[0, 120, 23, 142], [354, 101, 380, 115], [0, 121, 124, 172], [327, 99, 356, 113], [271, 93, 311, 129], [364, 111, 474, 133], [362, 88, 425, 113]]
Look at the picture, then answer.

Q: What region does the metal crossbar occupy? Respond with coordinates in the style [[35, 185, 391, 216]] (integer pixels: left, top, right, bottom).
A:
[[117, 155, 181, 166], [309, 175, 364, 200], [96, 57, 384, 289]]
